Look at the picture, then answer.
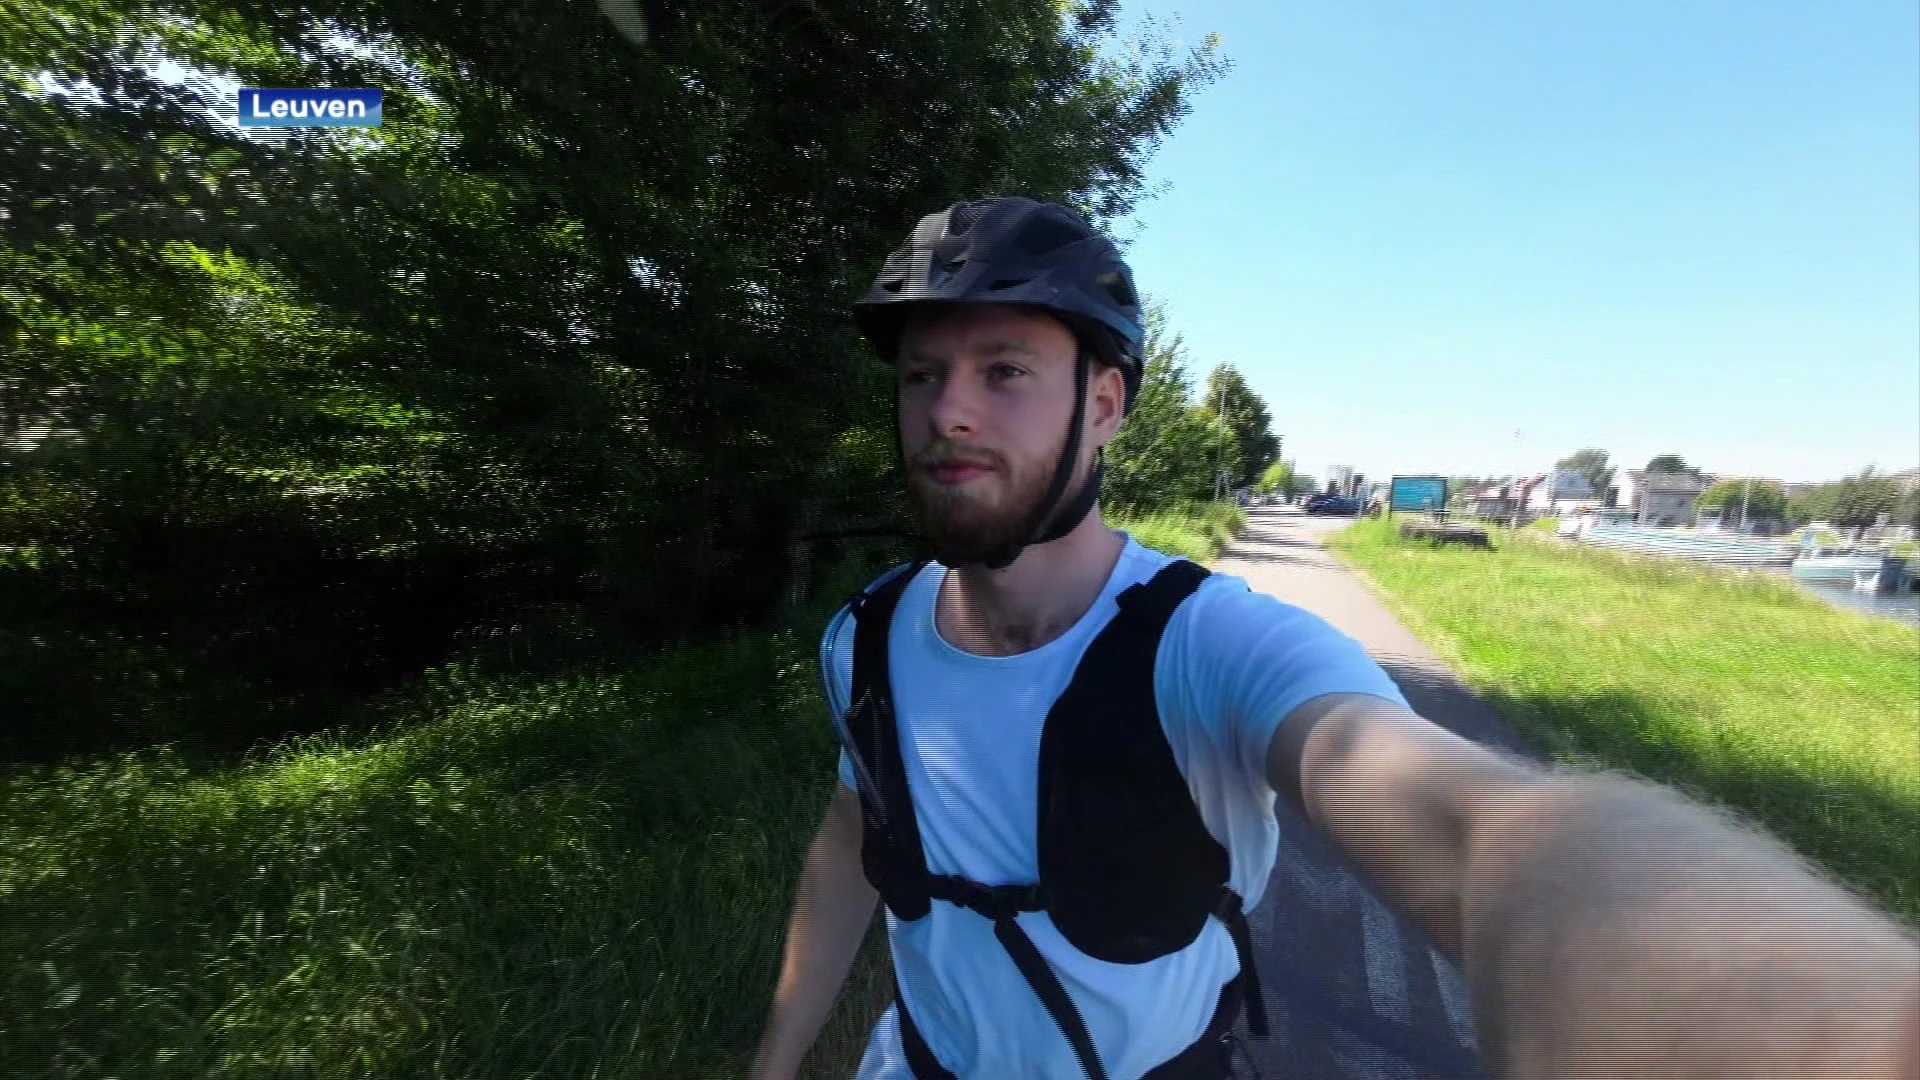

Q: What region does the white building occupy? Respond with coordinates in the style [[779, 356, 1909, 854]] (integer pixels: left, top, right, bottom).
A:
[[1523, 469, 1602, 515]]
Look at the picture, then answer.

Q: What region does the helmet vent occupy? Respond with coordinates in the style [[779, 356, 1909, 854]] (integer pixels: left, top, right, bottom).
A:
[[1013, 214, 1085, 256], [987, 278, 1029, 291], [1095, 270, 1136, 307], [949, 201, 991, 236]]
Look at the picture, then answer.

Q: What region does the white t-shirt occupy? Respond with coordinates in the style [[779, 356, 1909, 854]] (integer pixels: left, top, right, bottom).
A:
[[822, 534, 1407, 1080]]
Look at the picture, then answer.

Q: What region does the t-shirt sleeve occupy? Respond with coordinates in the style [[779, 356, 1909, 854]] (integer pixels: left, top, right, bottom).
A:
[[1162, 576, 1408, 797], [821, 602, 860, 792]]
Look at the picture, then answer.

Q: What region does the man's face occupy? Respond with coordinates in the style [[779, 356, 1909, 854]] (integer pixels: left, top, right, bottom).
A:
[[896, 304, 1123, 566]]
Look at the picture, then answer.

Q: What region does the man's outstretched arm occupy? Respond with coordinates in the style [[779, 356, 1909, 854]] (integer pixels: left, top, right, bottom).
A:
[[1267, 692, 1920, 1080]]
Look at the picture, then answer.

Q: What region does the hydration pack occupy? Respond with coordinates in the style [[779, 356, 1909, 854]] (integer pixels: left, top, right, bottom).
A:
[[836, 559, 1269, 1080]]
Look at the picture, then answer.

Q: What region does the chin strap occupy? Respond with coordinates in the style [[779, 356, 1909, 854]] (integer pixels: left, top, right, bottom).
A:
[[978, 351, 1100, 571]]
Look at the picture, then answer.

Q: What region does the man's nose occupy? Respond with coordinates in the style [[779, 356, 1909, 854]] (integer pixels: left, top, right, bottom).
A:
[[927, 370, 983, 436]]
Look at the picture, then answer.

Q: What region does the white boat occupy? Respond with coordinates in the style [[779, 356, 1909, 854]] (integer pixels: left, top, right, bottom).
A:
[[1577, 521, 1800, 569], [1794, 552, 1912, 592]]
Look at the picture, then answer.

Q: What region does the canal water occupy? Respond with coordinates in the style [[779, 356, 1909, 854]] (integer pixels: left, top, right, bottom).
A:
[[1791, 579, 1920, 627]]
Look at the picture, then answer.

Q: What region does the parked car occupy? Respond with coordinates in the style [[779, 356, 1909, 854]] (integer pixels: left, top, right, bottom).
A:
[[1307, 496, 1360, 516]]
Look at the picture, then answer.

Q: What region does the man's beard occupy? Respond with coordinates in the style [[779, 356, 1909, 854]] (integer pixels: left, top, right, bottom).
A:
[[907, 443, 1062, 567]]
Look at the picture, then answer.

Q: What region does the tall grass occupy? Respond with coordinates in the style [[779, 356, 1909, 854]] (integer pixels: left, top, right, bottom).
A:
[[1, 560, 898, 1080], [1109, 499, 1247, 563], [0, 503, 1252, 1079], [1327, 516, 1920, 925]]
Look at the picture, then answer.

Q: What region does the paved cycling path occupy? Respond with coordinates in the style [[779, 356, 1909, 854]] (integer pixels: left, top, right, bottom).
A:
[[1213, 507, 1542, 1080]]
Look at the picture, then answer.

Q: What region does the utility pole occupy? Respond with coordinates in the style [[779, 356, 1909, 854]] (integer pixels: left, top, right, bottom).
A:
[[1212, 383, 1229, 502], [1513, 428, 1524, 526]]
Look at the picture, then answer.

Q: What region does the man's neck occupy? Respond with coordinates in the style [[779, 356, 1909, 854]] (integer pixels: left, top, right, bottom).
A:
[[936, 509, 1128, 657]]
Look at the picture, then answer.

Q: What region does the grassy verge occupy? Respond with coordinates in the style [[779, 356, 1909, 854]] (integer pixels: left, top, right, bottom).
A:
[[1109, 499, 1248, 564], [1326, 515, 1920, 925], [1, 560, 900, 1080], [1, 505, 1250, 1079]]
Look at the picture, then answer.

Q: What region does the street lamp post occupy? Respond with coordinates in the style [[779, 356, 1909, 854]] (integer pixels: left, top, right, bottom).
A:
[[1212, 384, 1228, 502], [1513, 429, 1524, 527]]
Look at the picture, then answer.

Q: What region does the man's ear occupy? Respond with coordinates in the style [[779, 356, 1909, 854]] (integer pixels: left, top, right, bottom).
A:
[[1086, 361, 1127, 448]]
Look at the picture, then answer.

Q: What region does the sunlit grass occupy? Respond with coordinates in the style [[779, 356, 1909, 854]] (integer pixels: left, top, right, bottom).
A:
[[1109, 499, 1247, 564], [1, 565, 895, 1080], [1327, 516, 1920, 925]]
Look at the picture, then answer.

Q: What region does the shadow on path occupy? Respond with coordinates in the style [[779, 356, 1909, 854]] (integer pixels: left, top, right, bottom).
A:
[[1226, 518, 1543, 1080]]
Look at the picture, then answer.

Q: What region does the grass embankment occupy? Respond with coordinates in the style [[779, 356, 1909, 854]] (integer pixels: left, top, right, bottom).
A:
[[1109, 499, 1247, 563], [1, 501, 1246, 1079], [1326, 515, 1920, 925], [2, 573, 892, 1079]]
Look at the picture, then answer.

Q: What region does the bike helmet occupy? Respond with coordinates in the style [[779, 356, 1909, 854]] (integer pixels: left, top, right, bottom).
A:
[[852, 197, 1146, 570]]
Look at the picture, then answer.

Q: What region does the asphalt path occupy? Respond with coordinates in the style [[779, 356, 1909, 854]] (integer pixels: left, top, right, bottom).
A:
[[1217, 507, 1544, 1080]]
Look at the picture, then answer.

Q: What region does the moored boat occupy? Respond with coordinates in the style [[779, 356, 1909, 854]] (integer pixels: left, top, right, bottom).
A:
[[1797, 552, 1912, 592], [1578, 523, 1800, 568]]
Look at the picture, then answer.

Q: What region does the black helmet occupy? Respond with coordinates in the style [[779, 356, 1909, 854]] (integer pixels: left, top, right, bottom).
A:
[[852, 197, 1145, 408], [853, 197, 1146, 570]]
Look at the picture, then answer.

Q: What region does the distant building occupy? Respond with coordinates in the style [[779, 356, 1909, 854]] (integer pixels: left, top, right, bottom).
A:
[[1464, 475, 1546, 520], [1524, 469, 1602, 516], [1617, 469, 1714, 527]]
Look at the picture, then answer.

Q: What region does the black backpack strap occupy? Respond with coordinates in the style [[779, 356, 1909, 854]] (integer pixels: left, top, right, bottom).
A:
[[903, 878, 1110, 1080], [1113, 557, 1212, 623], [994, 914, 1111, 1080], [1126, 562, 1270, 1040], [896, 970, 960, 1080], [1214, 888, 1268, 1039], [846, 561, 934, 921]]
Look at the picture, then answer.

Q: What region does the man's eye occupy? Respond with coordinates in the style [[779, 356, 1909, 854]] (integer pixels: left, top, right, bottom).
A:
[[990, 363, 1026, 380], [902, 370, 935, 386]]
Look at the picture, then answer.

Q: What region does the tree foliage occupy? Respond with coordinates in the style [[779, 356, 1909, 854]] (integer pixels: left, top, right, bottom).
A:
[[1644, 454, 1693, 476], [1201, 363, 1278, 490], [1696, 479, 1787, 523], [1896, 485, 1920, 529], [1554, 449, 1615, 501], [1255, 459, 1291, 495], [0, 0, 1224, 759], [1789, 470, 1904, 530], [1103, 299, 1226, 513]]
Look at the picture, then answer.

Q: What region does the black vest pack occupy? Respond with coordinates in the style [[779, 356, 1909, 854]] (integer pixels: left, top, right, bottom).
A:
[[838, 559, 1270, 1080]]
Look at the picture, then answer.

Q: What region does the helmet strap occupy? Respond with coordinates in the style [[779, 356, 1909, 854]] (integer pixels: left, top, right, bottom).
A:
[[979, 349, 1096, 570]]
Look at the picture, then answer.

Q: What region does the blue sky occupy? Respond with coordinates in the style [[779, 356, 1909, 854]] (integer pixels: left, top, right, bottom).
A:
[[1113, 0, 1919, 486]]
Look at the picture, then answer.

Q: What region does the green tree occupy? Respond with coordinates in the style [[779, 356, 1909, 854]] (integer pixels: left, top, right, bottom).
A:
[[1555, 449, 1615, 501], [1103, 300, 1223, 513], [1200, 364, 1279, 490], [1, 0, 1225, 758], [1645, 454, 1693, 476], [1444, 477, 1488, 510], [1827, 471, 1903, 530], [1895, 485, 1920, 529], [1697, 479, 1787, 525], [1256, 459, 1293, 495], [1789, 470, 1904, 531]]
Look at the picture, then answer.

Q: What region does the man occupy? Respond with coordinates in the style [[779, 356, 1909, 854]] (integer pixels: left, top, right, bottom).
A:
[[750, 197, 1919, 1080]]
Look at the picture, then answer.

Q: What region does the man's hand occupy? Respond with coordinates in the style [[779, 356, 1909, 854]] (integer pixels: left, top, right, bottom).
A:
[[1267, 693, 1920, 1079]]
